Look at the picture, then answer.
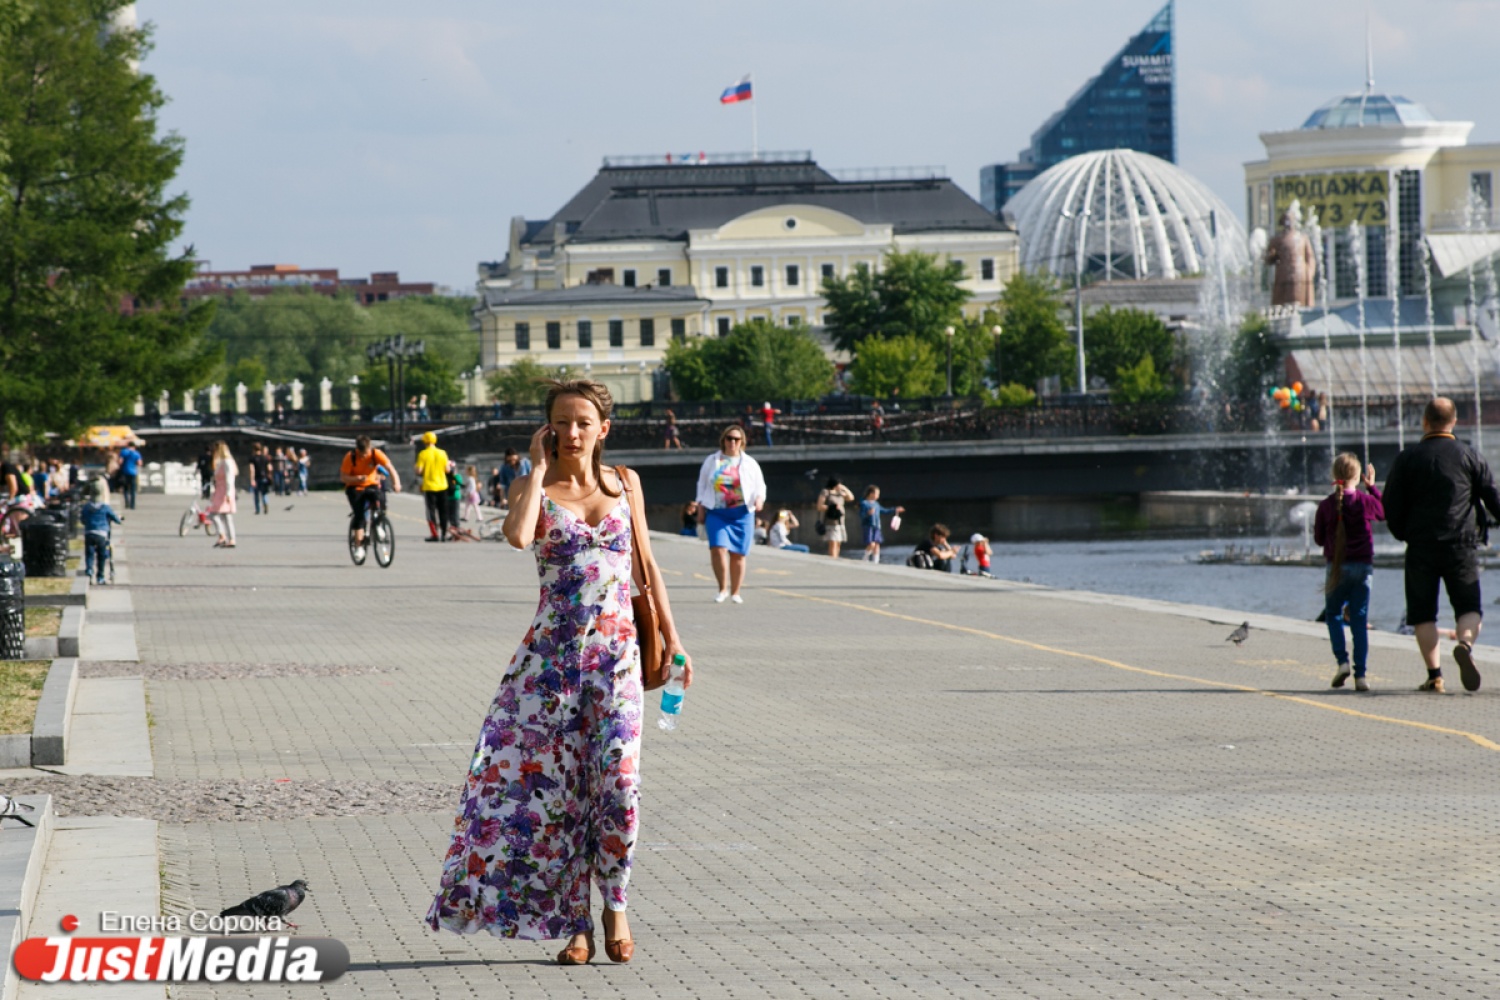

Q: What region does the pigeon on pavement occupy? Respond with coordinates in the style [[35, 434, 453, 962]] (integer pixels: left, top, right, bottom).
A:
[[220, 879, 310, 929], [1226, 622, 1250, 645], [0, 795, 36, 827]]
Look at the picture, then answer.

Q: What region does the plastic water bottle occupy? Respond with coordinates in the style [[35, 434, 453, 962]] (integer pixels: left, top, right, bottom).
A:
[[657, 654, 687, 731]]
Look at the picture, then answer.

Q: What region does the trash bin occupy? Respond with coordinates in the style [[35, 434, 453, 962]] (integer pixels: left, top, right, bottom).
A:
[[63, 498, 80, 539], [21, 510, 69, 578], [0, 556, 23, 660]]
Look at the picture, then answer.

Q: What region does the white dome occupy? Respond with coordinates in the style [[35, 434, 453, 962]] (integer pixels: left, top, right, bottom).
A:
[[1005, 149, 1248, 282]]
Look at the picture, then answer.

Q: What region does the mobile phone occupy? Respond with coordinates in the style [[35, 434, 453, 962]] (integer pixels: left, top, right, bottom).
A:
[[546, 430, 558, 459]]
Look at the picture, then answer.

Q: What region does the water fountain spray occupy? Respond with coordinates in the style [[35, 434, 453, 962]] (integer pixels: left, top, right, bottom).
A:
[[1422, 240, 1438, 396], [1389, 193, 1404, 448], [1311, 210, 1334, 461], [1351, 221, 1370, 462]]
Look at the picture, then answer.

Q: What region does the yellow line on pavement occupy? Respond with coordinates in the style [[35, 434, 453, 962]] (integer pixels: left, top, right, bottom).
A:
[[766, 588, 1500, 754]]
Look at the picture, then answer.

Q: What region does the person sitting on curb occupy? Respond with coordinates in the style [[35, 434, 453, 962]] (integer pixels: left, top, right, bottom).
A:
[[909, 524, 958, 572], [767, 509, 810, 553]]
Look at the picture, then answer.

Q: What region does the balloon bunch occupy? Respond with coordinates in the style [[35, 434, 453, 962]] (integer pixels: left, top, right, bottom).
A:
[[1268, 381, 1305, 411]]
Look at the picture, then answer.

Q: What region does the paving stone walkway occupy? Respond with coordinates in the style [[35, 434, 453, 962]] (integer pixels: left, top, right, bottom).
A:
[[45, 492, 1500, 996]]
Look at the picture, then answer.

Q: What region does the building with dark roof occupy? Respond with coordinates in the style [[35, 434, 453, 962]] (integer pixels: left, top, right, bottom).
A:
[[979, 1, 1175, 213], [183, 264, 435, 304], [476, 151, 1018, 400]]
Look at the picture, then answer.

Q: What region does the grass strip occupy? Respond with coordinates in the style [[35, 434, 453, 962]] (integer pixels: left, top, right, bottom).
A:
[[24, 606, 61, 637], [0, 660, 49, 735]]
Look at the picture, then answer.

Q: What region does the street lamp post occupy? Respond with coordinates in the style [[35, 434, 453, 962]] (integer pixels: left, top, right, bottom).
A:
[[366, 335, 426, 439], [991, 324, 1003, 389], [944, 325, 955, 398], [1061, 207, 1091, 394]]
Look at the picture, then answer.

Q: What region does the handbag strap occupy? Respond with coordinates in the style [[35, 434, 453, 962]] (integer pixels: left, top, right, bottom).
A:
[[615, 466, 652, 597]]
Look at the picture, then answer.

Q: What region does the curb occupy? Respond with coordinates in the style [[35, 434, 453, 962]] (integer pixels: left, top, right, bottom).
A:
[[31, 658, 79, 767], [0, 794, 52, 1000], [21, 606, 83, 660], [0, 659, 79, 769], [25, 576, 88, 608]]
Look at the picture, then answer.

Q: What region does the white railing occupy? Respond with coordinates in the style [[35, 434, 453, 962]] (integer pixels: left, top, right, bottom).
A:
[[601, 151, 813, 168], [829, 166, 947, 182]]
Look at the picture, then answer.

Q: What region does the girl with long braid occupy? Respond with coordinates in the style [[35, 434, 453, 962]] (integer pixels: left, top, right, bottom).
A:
[[1314, 453, 1385, 691]]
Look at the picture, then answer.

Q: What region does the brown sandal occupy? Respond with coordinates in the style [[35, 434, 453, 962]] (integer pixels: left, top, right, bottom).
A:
[[601, 910, 633, 964], [555, 935, 594, 966]]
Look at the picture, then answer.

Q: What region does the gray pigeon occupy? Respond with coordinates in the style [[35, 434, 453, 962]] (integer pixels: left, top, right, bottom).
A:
[[1226, 622, 1250, 645], [221, 879, 310, 929], [0, 795, 36, 828]]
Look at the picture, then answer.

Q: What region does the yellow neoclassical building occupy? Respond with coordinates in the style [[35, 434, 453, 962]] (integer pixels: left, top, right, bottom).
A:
[[474, 152, 1019, 401], [1244, 85, 1500, 301]]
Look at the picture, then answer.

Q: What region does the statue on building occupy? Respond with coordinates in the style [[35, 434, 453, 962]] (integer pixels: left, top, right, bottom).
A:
[[1264, 207, 1317, 308]]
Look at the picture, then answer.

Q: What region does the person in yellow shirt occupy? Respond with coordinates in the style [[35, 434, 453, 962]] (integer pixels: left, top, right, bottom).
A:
[[414, 431, 452, 542]]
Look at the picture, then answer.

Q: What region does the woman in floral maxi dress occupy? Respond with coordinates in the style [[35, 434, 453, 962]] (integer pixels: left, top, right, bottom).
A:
[[427, 380, 693, 965]]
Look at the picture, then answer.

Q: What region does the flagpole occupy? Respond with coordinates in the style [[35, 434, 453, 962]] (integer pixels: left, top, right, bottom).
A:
[[750, 73, 758, 160]]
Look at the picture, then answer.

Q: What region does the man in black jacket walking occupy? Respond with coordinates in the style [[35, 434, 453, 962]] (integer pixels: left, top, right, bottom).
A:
[[1382, 398, 1500, 693]]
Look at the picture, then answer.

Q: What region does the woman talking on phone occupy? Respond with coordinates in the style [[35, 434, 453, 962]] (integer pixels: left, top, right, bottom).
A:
[[426, 379, 693, 966], [695, 425, 767, 603]]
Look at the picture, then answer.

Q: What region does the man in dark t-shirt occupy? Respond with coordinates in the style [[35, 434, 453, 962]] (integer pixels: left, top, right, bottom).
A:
[[1383, 397, 1500, 693], [914, 524, 959, 573]]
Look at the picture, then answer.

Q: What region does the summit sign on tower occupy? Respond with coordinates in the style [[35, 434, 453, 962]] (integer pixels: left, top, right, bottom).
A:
[[980, 1, 1175, 213]]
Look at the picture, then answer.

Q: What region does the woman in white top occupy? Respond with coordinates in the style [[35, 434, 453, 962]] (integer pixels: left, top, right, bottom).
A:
[[694, 425, 767, 604]]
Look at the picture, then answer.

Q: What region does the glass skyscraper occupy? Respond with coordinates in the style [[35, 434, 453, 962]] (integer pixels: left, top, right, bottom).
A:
[[981, 2, 1175, 213]]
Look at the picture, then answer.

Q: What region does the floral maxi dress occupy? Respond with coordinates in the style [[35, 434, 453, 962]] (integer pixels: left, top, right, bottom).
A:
[[426, 491, 644, 939]]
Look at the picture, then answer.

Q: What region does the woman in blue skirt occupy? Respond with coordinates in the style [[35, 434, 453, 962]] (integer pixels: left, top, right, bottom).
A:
[[694, 425, 767, 604]]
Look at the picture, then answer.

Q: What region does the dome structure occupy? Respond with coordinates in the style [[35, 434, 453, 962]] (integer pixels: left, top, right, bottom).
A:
[[1005, 149, 1248, 282], [1301, 92, 1436, 130]]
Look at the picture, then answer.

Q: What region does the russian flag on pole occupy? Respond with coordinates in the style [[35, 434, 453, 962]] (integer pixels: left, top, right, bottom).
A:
[[719, 75, 752, 104]]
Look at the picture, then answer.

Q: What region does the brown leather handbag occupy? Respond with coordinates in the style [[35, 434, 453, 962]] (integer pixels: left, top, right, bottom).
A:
[[616, 466, 668, 690]]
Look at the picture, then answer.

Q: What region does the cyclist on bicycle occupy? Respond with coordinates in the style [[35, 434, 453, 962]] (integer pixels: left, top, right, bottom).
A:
[[340, 435, 402, 547]]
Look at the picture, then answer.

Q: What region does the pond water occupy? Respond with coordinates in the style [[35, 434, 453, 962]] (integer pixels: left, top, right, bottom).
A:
[[875, 538, 1498, 647]]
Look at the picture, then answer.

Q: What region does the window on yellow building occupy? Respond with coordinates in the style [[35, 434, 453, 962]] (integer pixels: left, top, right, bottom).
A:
[[609, 319, 624, 347], [980, 258, 995, 281], [715, 266, 729, 288], [716, 316, 731, 337], [623, 269, 637, 288], [546, 322, 561, 350], [514, 322, 530, 351], [785, 264, 799, 288], [657, 268, 671, 287], [578, 320, 593, 349], [671, 318, 686, 343], [750, 266, 764, 288], [640, 318, 655, 347]]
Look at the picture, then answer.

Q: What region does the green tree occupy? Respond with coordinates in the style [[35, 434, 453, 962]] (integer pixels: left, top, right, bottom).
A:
[[820, 262, 881, 354], [821, 249, 970, 353], [0, 0, 216, 442], [360, 350, 464, 410], [203, 291, 477, 390], [994, 272, 1074, 391], [486, 356, 572, 407], [1218, 311, 1280, 403], [663, 319, 834, 401], [847, 334, 943, 398], [987, 383, 1038, 408], [1083, 306, 1177, 393], [1111, 355, 1173, 404]]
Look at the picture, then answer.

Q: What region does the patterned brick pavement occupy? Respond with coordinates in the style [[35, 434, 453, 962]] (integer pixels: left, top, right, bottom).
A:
[[112, 491, 1500, 998]]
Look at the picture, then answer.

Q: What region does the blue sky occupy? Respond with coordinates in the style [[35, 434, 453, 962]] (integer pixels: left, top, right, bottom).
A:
[[139, 0, 1498, 291]]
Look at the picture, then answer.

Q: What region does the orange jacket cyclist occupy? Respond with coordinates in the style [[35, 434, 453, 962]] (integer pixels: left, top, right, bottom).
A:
[[340, 435, 402, 545]]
